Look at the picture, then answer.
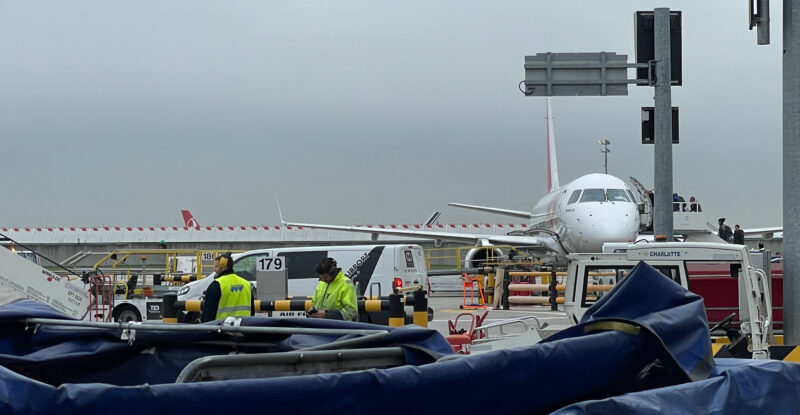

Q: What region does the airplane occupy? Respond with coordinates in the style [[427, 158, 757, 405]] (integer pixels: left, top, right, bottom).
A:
[[281, 98, 642, 264], [179, 209, 441, 229], [181, 210, 200, 228]]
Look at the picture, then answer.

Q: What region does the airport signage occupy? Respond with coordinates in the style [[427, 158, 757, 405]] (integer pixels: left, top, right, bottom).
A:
[[641, 106, 679, 144], [634, 11, 682, 85], [649, 251, 681, 257], [523, 52, 629, 96], [257, 256, 285, 272], [147, 302, 162, 320]]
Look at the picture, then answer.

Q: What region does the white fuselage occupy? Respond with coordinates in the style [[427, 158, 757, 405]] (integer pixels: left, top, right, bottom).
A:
[[530, 173, 640, 253]]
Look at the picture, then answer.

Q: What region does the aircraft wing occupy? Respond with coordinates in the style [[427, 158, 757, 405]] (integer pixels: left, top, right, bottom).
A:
[[280, 220, 565, 255], [743, 227, 783, 240], [447, 203, 533, 219]]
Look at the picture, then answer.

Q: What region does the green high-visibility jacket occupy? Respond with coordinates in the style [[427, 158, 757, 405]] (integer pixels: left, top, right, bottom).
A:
[[312, 270, 358, 321], [215, 273, 252, 320]]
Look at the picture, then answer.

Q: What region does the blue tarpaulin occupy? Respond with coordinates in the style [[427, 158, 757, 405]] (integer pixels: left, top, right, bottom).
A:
[[553, 359, 800, 414], [545, 260, 714, 381], [0, 300, 451, 386], [0, 262, 798, 414]]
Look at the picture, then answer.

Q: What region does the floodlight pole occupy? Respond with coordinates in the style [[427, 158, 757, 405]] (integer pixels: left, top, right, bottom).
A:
[[653, 8, 674, 241], [599, 138, 611, 174]]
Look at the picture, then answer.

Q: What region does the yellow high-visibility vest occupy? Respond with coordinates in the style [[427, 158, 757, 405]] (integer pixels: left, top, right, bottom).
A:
[[312, 271, 358, 321], [215, 273, 251, 320]]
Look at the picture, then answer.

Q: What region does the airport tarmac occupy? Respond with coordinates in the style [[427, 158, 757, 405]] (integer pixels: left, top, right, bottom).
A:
[[426, 293, 573, 353]]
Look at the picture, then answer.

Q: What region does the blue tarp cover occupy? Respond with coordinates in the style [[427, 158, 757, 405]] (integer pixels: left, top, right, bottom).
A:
[[553, 358, 800, 414], [0, 262, 799, 414]]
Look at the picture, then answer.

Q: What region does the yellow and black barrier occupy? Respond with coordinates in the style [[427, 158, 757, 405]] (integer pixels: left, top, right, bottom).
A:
[[162, 289, 428, 328], [163, 275, 204, 283], [388, 293, 404, 328], [254, 299, 314, 313], [162, 293, 179, 323], [412, 288, 428, 327], [712, 342, 800, 362]]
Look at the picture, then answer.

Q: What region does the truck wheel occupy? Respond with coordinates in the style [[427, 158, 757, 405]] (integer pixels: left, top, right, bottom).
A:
[[113, 305, 142, 322], [183, 311, 202, 324]]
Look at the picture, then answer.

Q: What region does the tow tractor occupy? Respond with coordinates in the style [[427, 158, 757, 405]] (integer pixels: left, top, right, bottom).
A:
[[448, 242, 773, 359]]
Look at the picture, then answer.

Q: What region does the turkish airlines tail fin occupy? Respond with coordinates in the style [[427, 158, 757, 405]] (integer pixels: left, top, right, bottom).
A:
[[181, 210, 200, 228], [546, 97, 560, 192]]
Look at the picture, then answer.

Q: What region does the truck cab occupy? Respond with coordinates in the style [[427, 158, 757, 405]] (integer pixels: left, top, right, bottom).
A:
[[563, 242, 773, 359]]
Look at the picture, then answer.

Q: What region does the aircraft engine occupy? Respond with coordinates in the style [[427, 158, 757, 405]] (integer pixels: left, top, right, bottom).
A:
[[463, 246, 506, 269]]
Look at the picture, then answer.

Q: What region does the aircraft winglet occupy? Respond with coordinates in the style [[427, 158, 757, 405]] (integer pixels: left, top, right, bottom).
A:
[[275, 194, 286, 224]]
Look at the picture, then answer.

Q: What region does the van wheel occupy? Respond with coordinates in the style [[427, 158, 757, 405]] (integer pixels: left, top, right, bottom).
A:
[[113, 305, 142, 322], [183, 311, 202, 324]]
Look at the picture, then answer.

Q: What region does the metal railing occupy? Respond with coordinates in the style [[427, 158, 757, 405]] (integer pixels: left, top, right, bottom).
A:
[[92, 249, 247, 282], [424, 245, 535, 272]]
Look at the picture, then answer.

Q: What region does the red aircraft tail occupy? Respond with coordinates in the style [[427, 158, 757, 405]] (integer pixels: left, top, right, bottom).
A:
[[181, 210, 199, 228]]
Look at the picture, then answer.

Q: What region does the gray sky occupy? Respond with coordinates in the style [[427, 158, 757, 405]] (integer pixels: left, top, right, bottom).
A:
[[0, 1, 784, 229]]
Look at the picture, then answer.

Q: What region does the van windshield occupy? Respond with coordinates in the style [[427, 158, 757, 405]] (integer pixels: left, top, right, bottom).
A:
[[233, 256, 257, 281]]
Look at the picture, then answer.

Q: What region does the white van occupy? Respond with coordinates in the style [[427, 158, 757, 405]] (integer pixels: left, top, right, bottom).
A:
[[176, 244, 428, 322]]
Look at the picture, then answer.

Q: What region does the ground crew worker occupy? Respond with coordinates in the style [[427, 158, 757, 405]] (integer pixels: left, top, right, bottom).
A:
[[201, 252, 254, 322], [308, 258, 358, 321]]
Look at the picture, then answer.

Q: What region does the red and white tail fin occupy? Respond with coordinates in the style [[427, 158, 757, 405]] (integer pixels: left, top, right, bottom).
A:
[[546, 97, 560, 193], [181, 210, 199, 228]]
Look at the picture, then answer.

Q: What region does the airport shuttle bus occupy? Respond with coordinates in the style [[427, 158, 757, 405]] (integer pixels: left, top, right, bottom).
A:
[[177, 244, 428, 322]]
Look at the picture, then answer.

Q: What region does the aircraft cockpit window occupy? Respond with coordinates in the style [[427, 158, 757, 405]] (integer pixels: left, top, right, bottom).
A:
[[626, 189, 636, 202], [567, 190, 582, 205], [579, 189, 606, 202], [607, 189, 631, 202]]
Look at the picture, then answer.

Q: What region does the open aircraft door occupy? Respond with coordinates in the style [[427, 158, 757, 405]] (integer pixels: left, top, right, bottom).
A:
[[628, 176, 653, 232]]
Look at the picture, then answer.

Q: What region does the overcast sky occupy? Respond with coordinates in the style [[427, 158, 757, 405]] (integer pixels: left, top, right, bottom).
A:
[[0, 1, 784, 229]]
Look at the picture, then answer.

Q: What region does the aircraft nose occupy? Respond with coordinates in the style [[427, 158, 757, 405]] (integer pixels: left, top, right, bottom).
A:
[[586, 219, 637, 248]]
